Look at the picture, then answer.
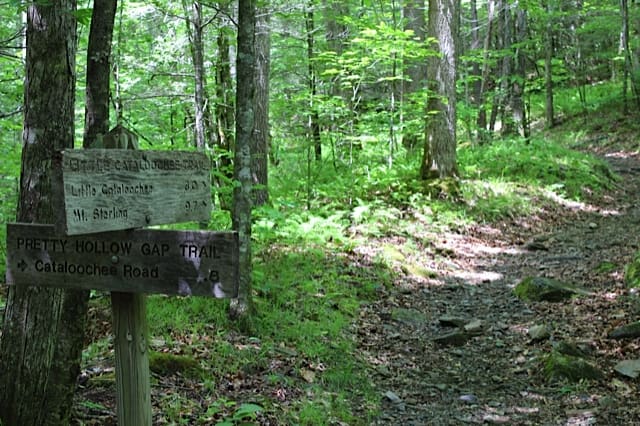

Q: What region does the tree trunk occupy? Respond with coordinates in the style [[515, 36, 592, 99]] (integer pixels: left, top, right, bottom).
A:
[[184, 0, 215, 152], [629, 0, 640, 108], [509, 7, 528, 138], [475, 0, 495, 142], [306, 5, 322, 162], [322, 0, 348, 56], [402, 0, 426, 150], [0, 1, 81, 424], [229, 0, 256, 320], [403, 0, 426, 94], [544, 1, 555, 127], [620, 0, 639, 113], [468, 0, 481, 140], [214, 6, 235, 210], [421, 0, 458, 179], [85, 0, 118, 148], [253, 5, 270, 206], [187, 0, 206, 150], [497, 0, 514, 136]]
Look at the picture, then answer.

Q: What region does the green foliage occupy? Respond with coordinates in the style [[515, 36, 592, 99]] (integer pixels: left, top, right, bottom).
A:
[[543, 351, 603, 382], [459, 136, 617, 200], [202, 399, 263, 426], [148, 351, 201, 377], [514, 277, 581, 302], [625, 252, 640, 288], [0, 140, 20, 279], [78, 400, 109, 412], [72, 8, 93, 26], [135, 242, 381, 423], [595, 261, 617, 273], [3, 1, 635, 424]]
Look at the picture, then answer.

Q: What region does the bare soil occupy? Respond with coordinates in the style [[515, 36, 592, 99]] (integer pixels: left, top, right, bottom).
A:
[[70, 144, 640, 425], [358, 150, 640, 425]]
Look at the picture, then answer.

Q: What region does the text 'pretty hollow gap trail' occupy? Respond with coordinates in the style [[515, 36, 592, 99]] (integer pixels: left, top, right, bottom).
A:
[[356, 140, 640, 425]]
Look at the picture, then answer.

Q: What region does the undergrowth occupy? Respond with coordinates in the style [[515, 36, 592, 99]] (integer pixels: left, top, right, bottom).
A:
[[1, 80, 628, 424]]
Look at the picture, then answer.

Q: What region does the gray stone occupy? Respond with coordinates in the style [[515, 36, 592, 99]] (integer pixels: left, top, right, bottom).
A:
[[433, 330, 472, 347], [528, 324, 551, 341], [438, 315, 467, 328], [463, 319, 484, 334], [514, 276, 591, 302], [614, 359, 640, 379], [608, 321, 640, 339], [544, 351, 603, 382]]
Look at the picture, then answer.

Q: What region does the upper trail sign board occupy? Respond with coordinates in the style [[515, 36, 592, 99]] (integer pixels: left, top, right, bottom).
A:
[[6, 223, 238, 298], [53, 149, 212, 235]]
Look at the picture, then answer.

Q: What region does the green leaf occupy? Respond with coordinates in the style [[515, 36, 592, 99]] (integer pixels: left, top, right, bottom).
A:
[[72, 8, 93, 26], [233, 403, 263, 419]]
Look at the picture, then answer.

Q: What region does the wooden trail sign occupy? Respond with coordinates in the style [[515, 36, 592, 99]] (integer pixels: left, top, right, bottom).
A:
[[53, 149, 212, 235], [6, 223, 238, 298]]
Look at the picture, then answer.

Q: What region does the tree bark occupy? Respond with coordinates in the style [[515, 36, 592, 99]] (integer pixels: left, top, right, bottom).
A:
[[402, 0, 426, 150], [252, 5, 270, 206], [184, 0, 215, 152], [620, 0, 639, 113], [229, 0, 256, 320], [306, 5, 322, 162], [421, 0, 458, 179], [0, 1, 80, 424], [403, 0, 426, 94], [85, 0, 117, 148], [475, 0, 495, 141], [509, 7, 528, 138], [214, 6, 235, 210], [496, 0, 514, 136], [544, 1, 555, 127], [322, 0, 348, 56]]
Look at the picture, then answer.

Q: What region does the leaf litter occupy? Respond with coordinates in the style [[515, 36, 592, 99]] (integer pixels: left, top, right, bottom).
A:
[[358, 151, 640, 425], [70, 148, 640, 425]]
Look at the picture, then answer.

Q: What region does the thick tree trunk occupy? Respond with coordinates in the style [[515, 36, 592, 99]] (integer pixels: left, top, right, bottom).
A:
[[229, 0, 256, 320], [0, 1, 81, 425], [421, 0, 458, 179], [252, 6, 270, 206], [85, 0, 117, 148]]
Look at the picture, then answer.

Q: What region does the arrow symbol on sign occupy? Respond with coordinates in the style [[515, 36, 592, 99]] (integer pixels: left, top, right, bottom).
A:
[[17, 259, 27, 272]]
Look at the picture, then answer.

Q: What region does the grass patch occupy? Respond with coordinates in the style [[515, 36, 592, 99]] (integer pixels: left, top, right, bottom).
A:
[[459, 136, 617, 200], [77, 244, 383, 424]]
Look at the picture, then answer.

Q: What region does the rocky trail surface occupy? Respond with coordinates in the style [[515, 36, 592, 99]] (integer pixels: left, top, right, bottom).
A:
[[356, 151, 640, 425]]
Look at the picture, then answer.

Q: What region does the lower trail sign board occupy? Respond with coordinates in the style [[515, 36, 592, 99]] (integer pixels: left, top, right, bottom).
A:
[[6, 223, 238, 298], [53, 149, 212, 235]]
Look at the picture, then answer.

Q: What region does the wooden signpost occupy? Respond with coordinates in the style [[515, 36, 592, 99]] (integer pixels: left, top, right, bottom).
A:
[[53, 149, 212, 235], [6, 223, 238, 298], [5, 144, 238, 426]]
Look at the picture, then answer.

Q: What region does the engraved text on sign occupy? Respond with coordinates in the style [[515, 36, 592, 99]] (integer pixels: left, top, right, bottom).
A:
[[53, 150, 212, 235], [6, 223, 238, 298]]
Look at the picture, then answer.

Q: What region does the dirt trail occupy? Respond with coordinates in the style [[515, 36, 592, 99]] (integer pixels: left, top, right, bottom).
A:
[[358, 152, 640, 425]]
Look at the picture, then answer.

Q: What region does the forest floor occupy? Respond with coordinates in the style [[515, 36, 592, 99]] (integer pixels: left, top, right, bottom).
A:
[[68, 129, 640, 425], [357, 138, 640, 425]]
